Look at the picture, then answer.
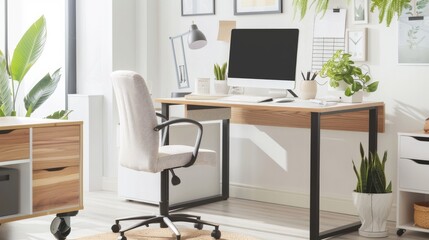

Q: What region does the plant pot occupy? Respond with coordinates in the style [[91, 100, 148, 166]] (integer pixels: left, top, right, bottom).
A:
[[352, 192, 393, 237], [300, 80, 317, 100], [214, 80, 229, 95], [328, 82, 363, 103]]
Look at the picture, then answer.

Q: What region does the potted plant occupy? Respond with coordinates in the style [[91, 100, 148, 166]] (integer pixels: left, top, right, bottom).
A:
[[0, 15, 70, 119], [213, 62, 229, 94], [320, 50, 378, 102], [352, 143, 392, 237]]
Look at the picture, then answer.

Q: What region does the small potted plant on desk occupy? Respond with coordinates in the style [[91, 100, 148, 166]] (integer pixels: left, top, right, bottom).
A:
[[213, 62, 229, 95], [352, 143, 392, 237], [320, 50, 379, 103]]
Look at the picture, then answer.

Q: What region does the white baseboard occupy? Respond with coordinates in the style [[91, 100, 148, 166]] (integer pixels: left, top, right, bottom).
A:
[[230, 183, 397, 221], [101, 177, 396, 221]]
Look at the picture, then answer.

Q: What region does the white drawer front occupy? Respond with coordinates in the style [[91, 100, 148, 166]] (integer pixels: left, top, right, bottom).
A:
[[400, 136, 429, 160], [399, 158, 429, 192]]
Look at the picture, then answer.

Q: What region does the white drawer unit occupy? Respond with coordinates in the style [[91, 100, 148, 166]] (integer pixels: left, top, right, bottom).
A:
[[397, 132, 429, 236]]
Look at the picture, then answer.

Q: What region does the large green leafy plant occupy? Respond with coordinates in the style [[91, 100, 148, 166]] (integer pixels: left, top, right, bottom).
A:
[[0, 16, 70, 118], [320, 50, 379, 96], [293, 0, 410, 26], [353, 143, 392, 193]]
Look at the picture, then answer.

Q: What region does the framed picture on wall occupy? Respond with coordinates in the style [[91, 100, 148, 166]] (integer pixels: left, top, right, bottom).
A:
[[234, 0, 282, 15], [353, 0, 368, 24], [181, 0, 215, 16], [346, 28, 367, 61]]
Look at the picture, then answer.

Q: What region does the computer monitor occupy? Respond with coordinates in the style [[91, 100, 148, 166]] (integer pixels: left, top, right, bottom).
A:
[[227, 29, 299, 91]]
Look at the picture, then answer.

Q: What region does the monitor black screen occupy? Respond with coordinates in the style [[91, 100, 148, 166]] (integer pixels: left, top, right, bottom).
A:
[[228, 29, 299, 89]]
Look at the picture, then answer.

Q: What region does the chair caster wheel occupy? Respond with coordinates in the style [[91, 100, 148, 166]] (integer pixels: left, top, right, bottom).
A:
[[194, 222, 203, 230], [50, 217, 71, 240], [211, 229, 221, 239], [111, 223, 121, 233], [117, 236, 127, 240], [397, 228, 406, 236]]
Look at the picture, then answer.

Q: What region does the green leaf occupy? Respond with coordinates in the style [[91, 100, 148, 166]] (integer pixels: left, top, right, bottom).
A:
[[0, 50, 12, 116], [10, 16, 47, 82], [366, 81, 379, 92], [221, 62, 227, 80], [0, 106, 5, 117], [23, 68, 61, 116], [345, 87, 353, 96], [45, 110, 73, 119]]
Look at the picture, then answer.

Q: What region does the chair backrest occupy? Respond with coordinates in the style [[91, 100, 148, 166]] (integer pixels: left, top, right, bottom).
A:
[[111, 71, 159, 172]]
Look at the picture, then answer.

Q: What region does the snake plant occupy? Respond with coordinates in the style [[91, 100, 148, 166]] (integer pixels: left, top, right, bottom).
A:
[[353, 143, 392, 193], [0, 15, 71, 118], [214, 62, 227, 80]]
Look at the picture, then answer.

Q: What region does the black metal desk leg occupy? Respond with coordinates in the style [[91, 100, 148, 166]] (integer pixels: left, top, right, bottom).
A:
[[368, 107, 378, 154], [222, 119, 230, 199], [161, 103, 170, 145], [310, 112, 321, 240]]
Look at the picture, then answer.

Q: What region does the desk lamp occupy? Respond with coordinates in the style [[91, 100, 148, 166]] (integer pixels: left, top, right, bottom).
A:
[[170, 23, 207, 96]]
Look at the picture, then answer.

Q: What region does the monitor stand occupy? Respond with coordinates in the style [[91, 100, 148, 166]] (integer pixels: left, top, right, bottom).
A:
[[268, 89, 298, 98]]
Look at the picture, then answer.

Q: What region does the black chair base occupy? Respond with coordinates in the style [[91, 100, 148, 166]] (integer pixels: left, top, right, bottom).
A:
[[112, 213, 221, 240]]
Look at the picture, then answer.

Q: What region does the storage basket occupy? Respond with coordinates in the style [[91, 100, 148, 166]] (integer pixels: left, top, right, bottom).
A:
[[414, 202, 429, 229]]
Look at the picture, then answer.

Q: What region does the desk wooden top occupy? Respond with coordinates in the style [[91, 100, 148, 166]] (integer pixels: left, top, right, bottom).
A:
[[0, 117, 83, 130], [155, 97, 384, 113], [156, 98, 385, 132]]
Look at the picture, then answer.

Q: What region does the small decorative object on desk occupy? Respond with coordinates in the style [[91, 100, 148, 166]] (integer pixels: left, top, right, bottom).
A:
[[424, 118, 429, 133], [300, 71, 318, 100], [195, 77, 210, 95], [214, 62, 229, 94]]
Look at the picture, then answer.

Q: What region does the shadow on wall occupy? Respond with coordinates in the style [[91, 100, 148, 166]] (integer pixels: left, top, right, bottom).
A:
[[391, 100, 428, 133]]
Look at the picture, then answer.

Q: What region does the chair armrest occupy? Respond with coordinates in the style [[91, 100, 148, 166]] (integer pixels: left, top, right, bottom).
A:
[[155, 112, 169, 145], [154, 118, 203, 168]]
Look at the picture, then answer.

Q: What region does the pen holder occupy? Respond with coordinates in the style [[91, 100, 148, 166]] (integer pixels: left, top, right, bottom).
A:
[[300, 80, 317, 100]]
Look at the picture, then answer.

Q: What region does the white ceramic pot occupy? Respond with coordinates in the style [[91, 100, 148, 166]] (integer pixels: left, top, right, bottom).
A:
[[328, 81, 363, 103], [352, 192, 393, 237], [300, 80, 317, 100], [214, 80, 229, 95]]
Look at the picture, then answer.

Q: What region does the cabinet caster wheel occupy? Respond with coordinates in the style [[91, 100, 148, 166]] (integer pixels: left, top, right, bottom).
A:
[[211, 229, 221, 239], [397, 229, 406, 236], [50, 217, 71, 240], [194, 222, 203, 230], [111, 223, 121, 233], [117, 235, 127, 240]]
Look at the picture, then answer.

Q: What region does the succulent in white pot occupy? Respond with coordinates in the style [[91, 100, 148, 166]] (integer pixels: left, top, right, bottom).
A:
[[213, 62, 229, 94], [352, 143, 392, 237]]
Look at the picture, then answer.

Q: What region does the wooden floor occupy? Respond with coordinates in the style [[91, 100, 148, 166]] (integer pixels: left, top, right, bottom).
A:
[[1, 191, 428, 240]]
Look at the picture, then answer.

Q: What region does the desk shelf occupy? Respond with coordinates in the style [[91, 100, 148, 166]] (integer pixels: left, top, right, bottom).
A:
[[0, 159, 32, 219]]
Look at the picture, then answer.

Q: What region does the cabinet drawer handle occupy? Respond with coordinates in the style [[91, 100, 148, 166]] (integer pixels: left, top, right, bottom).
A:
[[0, 130, 14, 135], [412, 136, 429, 142], [0, 174, 10, 181], [45, 167, 67, 172], [411, 159, 429, 165]]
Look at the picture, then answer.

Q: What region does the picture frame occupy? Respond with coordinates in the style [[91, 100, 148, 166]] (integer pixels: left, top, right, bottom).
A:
[[181, 0, 215, 16], [346, 28, 367, 62], [234, 0, 282, 15], [353, 0, 369, 24]]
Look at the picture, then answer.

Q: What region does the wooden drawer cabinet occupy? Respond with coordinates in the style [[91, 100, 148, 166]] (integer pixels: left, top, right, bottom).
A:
[[33, 125, 80, 170], [33, 166, 80, 213], [0, 117, 82, 240], [0, 129, 29, 162]]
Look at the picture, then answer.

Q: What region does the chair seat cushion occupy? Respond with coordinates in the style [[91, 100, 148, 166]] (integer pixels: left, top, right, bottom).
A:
[[156, 145, 216, 172]]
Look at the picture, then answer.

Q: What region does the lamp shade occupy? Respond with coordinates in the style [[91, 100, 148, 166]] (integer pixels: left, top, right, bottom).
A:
[[188, 24, 207, 49]]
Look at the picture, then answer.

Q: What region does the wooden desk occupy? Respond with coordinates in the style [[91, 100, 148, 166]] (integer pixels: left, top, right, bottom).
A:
[[156, 98, 384, 240], [0, 117, 83, 240]]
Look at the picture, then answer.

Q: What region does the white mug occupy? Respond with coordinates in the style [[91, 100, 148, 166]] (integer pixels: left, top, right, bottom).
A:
[[195, 77, 210, 95]]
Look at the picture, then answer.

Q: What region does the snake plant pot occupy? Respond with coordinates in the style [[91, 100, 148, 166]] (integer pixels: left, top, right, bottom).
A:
[[214, 80, 229, 95], [352, 192, 393, 237]]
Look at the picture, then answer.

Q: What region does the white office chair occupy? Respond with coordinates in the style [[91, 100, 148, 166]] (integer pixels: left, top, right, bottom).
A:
[[111, 71, 221, 240]]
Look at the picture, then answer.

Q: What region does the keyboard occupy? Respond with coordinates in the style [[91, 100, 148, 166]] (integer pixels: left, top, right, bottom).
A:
[[220, 95, 273, 103]]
